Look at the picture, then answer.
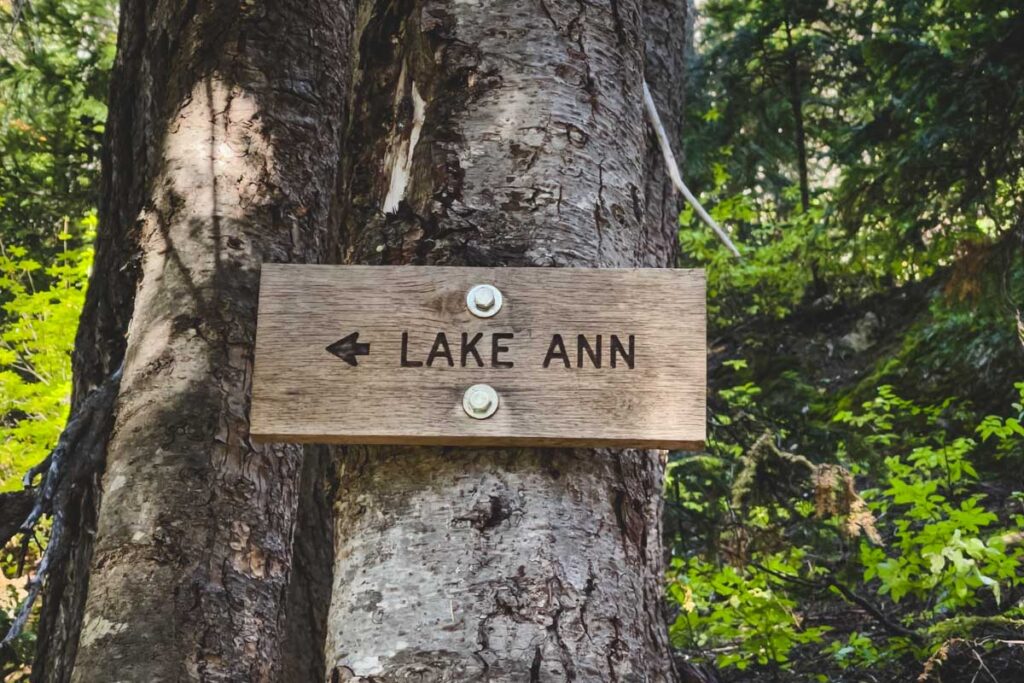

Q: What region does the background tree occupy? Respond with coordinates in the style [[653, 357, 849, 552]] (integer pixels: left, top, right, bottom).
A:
[[668, 0, 1024, 680]]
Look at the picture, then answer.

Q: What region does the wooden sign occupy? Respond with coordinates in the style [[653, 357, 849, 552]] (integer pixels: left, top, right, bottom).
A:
[[250, 265, 705, 449]]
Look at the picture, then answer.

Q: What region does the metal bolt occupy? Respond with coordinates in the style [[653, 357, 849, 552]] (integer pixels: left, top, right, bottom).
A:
[[466, 284, 503, 318], [473, 287, 495, 310], [468, 388, 492, 411], [463, 384, 499, 419]]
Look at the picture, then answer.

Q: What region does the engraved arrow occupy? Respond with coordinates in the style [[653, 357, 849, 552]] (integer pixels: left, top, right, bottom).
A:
[[326, 331, 370, 366]]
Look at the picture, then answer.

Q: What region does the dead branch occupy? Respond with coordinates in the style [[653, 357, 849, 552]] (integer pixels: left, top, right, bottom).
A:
[[1, 364, 122, 647], [642, 79, 742, 258]]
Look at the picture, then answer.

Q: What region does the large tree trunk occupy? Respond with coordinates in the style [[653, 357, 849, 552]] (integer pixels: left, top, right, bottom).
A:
[[34, 0, 350, 680], [34, 0, 688, 679], [325, 1, 687, 680]]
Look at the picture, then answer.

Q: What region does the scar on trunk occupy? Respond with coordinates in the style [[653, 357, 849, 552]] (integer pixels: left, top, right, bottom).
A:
[[382, 67, 427, 215]]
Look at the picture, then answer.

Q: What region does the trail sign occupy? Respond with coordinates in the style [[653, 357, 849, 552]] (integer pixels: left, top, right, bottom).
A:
[[250, 265, 705, 449]]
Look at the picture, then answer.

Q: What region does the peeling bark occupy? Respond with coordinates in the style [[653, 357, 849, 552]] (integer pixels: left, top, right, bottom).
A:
[[34, 1, 351, 680], [327, 0, 687, 680]]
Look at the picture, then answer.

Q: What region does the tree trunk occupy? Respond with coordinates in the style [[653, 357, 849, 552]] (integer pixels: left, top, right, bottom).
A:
[[33, 0, 688, 679], [34, 0, 351, 680], [326, 1, 687, 680], [783, 15, 810, 213], [280, 445, 336, 683]]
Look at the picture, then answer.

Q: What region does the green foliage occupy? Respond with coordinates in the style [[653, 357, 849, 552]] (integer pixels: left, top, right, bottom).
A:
[[0, 0, 117, 251], [834, 2, 1024, 251], [0, 0, 113, 486], [824, 632, 881, 671], [976, 383, 1024, 459], [675, 7, 1024, 675], [0, 216, 93, 491], [0, 0, 112, 490], [681, 0, 1024, 324], [839, 391, 1023, 615], [0, 2, 113, 673], [668, 366, 1024, 680], [669, 550, 830, 671]]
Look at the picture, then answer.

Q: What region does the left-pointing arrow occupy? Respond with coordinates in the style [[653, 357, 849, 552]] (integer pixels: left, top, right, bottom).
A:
[[326, 331, 370, 366]]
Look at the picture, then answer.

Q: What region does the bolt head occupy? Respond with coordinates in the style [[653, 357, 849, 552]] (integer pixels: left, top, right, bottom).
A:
[[473, 287, 495, 310], [463, 383, 499, 419], [467, 284, 503, 318], [468, 389, 492, 412]]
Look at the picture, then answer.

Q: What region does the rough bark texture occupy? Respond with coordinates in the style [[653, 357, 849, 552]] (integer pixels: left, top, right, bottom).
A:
[[32, 0, 688, 679], [280, 445, 336, 683], [34, 0, 351, 680], [642, 0, 689, 266], [0, 491, 33, 548], [326, 0, 687, 680]]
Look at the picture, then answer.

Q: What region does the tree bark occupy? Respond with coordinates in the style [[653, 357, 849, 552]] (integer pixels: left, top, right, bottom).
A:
[[326, 1, 687, 680], [33, 0, 689, 679], [34, 0, 351, 680], [280, 445, 336, 683]]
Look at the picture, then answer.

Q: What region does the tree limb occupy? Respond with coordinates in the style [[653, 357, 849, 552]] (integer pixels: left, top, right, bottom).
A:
[[825, 577, 924, 644], [642, 79, 742, 258], [746, 560, 925, 644], [1, 364, 122, 647]]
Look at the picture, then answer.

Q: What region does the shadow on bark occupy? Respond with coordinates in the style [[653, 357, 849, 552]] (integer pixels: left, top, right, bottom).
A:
[[30, 0, 350, 678]]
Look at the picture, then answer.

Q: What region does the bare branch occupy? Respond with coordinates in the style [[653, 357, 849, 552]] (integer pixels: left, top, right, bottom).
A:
[[826, 577, 924, 644], [642, 79, 742, 258], [1, 363, 122, 647]]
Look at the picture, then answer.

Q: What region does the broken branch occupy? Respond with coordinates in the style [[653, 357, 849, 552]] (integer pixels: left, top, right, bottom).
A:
[[642, 79, 741, 258]]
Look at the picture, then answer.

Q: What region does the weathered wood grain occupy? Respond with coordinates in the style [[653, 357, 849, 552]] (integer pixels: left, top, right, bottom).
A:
[[251, 265, 705, 448]]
